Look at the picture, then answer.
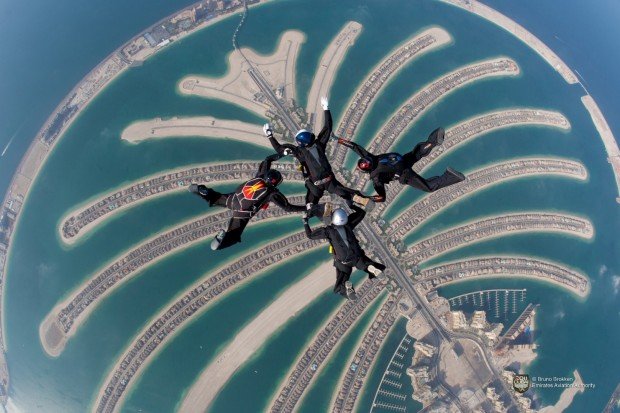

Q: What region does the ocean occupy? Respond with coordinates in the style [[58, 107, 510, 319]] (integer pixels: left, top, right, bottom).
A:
[[1, 0, 619, 412]]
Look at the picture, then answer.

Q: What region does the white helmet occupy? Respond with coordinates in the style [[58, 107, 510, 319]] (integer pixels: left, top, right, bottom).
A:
[[331, 208, 348, 226]]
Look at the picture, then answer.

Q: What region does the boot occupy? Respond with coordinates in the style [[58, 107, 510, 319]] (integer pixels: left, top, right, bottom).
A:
[[210, 229, 226, 251], [345, 281, 358, 301]]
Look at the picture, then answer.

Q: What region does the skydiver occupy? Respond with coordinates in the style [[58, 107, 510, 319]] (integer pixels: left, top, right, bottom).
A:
[[263, 97, 368, 207], [302, 205, 386, 300], [189, 153, 305, 250], [336, 127, 466, 202]]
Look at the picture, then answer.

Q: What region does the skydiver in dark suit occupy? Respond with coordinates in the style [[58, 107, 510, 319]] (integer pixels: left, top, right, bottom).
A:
[[189, 153, 305, 250], [336, 127, 466, 202], [302, 205, 385, 300], [263, 97, 369, 207]]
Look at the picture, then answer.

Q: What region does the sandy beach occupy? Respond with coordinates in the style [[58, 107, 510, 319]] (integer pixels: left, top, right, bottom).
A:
[[380, 108, 571, 218], [41, 211, 300, 357], [305, 21, 362, 131], [178, 30, 306, 118], [538, 370, 585, 413], [91, 238, 325, 413], [58, 162, 304, 246], [177, 261, 334, 413], [439, 0, 578, 84], [121, 116, 269, 147], [415, 242, 592, 299], [581, 95, 620, 203]]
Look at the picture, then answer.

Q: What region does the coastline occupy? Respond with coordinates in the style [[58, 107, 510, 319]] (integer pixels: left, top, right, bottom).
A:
[[91, 235, 324, 413], [177, 261, 333, 413], [41, 212, 300, 357], [305, 21, 363, 131], [438, 0, 578, 84], [121, 116, 268, 147], [1, 0, 273, 349], [426, 255, 592, 300]]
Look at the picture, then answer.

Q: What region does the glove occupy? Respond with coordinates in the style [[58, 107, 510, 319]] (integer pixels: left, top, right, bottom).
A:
[[263, 123, 273, 137], [306, 203, 313, 210], [197, 185, 209, 196], [320, 96, 329, 111], [283, 148, 293, 156], [302, 212, 308, 222]]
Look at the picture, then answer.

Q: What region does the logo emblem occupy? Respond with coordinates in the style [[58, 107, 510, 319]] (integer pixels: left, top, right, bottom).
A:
[[241, 179, 266, 200], [513, 374, 530, 393]]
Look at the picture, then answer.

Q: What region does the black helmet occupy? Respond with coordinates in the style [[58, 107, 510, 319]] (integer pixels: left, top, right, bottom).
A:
[[264, 169, 283, 187], [295, 129, 315, 147], [357, 157, 374, 172]]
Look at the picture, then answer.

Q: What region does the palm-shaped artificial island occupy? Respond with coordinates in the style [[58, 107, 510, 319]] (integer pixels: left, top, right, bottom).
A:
[[1, 1, 618, 413]]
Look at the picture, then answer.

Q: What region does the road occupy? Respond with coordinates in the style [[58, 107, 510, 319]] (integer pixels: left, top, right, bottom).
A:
[[233, 1, 300, 134]]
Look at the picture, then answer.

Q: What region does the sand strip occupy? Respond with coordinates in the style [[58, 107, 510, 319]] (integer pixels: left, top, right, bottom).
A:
[[177, 261, 334, 413]]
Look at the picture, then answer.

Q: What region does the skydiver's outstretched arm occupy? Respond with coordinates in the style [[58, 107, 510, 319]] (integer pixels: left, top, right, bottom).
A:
[[372, 179, 387, 202], [348, 205, 366, 229], [317, 110, 333, 146], [337, 138, 373, 159], [263, 123, 296, 156], [270, 191, 305, 213], [303, 215, 328, 240], [256, 153, 284, 178]]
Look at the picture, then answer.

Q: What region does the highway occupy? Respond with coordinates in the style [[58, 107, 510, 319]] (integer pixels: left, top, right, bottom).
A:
[[358, 220, 520, 410]]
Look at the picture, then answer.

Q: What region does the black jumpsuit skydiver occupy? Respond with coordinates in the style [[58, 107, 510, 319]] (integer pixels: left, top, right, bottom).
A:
[[195, 154, 305, 249], [303, 206, 386, 297], [338, 128, 465, 202], [268, 109, 364, 205]]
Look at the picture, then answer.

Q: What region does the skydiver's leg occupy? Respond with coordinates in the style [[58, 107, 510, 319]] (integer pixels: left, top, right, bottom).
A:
[[402, 127, 445, 167], [212, 216, 250, 250], [399, 168, 465, 193], [189, 184, 229, 207], [357, 255, 386, 279], [305, 181, 324, 205], [327, 179, 366, 206], [334, 261, 353, 298]]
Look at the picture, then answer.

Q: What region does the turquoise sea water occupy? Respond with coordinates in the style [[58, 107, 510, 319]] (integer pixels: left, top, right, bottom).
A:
[[3, 0, 619, 412]]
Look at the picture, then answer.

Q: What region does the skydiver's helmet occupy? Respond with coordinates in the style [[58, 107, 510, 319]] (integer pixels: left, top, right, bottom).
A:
[[357, 157, 374, 173], [295, 129, 315, 147], [331, 208, 349, 226], [264, 169, 283, 187]]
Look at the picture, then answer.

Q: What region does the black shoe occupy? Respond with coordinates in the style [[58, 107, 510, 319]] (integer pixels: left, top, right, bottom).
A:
[[445, 167, 466, 182], [427, 127, 445, 147]]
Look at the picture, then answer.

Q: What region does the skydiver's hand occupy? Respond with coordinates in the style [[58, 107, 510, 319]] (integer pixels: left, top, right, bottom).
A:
[[263, 123, 273, 137], [302, 212, 309, 223], [283, 148, 293, 156], [197, 185, 209, 197], [320, 96, 329, 111]]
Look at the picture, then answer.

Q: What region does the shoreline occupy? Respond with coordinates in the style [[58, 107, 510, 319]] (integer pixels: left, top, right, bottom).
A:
[[178, 29, 306, 119], [424, 254, 592, 300], [364, 56, 520, 158], [91, 234, 324, 413], [538, 369, 585, 413], [177, 261, 333, 413], [438, 0, 578, 84], [57, 161, 303, 246], [41, 212, 301, 357], [121, 116, 269, 147], [379, 107, 571, 218], [581, 96, 620, 203], [0, 0, 273, 351], [327, 295, 392, 411], [305, 21, 363, 131], [389, 157, 589, 239]]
